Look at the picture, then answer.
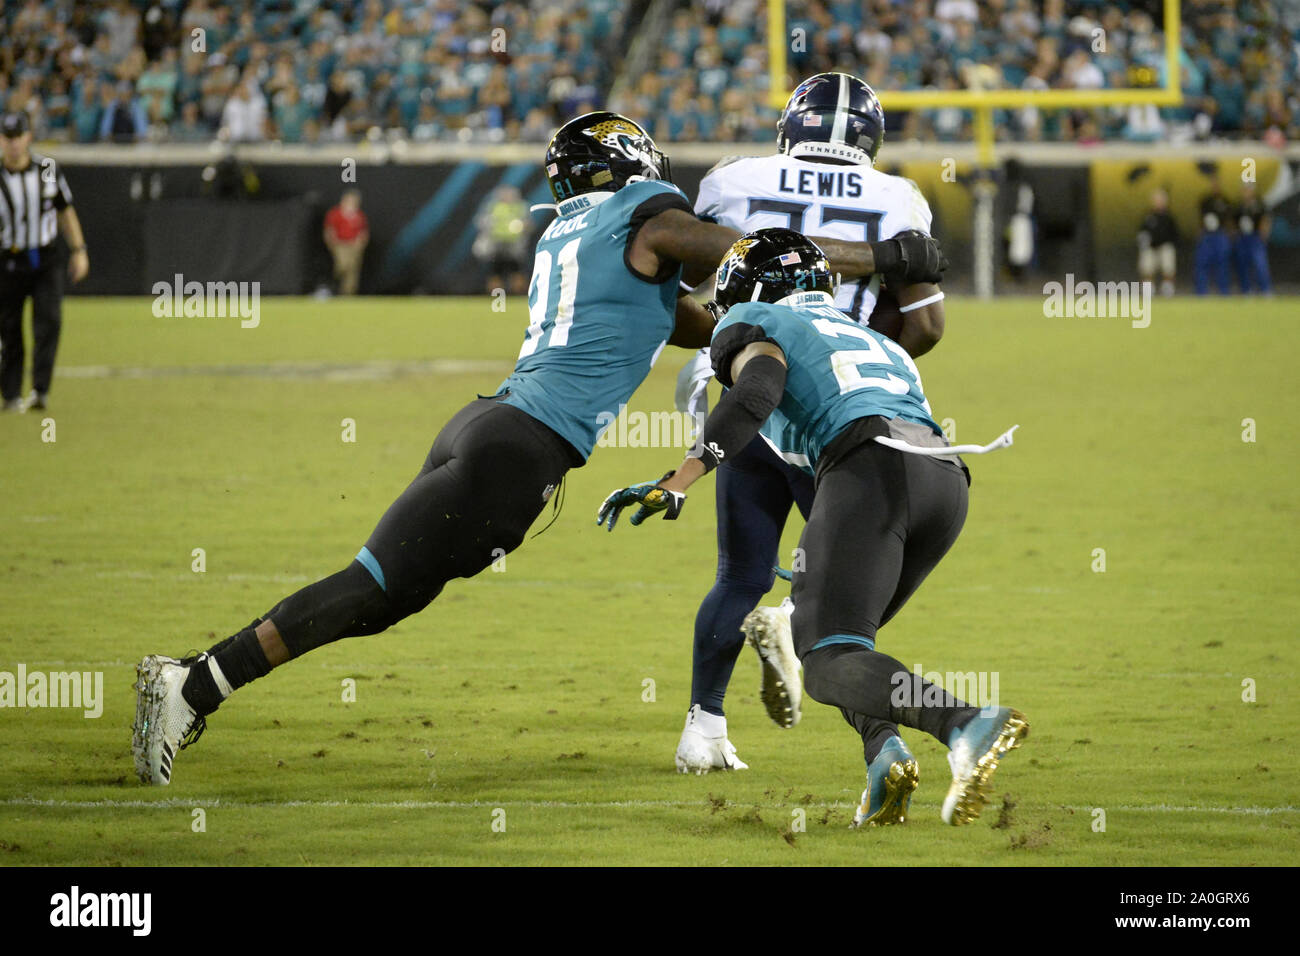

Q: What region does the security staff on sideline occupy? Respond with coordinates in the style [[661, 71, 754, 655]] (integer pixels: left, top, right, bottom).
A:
[[0, 112, 89, 412]]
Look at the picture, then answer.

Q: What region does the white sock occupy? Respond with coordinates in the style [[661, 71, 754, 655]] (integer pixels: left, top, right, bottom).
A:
[[687, 703, 727, 737]]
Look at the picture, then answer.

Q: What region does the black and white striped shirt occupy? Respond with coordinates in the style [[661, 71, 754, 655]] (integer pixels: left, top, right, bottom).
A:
[[0, 153, 74, 254]]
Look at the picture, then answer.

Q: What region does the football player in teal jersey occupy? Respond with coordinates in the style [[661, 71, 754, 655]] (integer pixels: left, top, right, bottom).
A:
[[131, 114, 948, 786], [599, 228, 1026, 827], [670, 74, 950, 778]]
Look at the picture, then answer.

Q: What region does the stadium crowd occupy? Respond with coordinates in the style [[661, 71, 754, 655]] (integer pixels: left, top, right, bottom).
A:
[[0, 0, 1296, 146]]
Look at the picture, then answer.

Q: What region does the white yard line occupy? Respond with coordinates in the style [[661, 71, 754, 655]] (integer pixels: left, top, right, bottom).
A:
[[2, 797, 1295, 815], [59, 359, 507, 382]]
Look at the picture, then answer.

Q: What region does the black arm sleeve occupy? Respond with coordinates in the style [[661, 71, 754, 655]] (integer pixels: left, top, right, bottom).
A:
[[689, 354, 787, 472]]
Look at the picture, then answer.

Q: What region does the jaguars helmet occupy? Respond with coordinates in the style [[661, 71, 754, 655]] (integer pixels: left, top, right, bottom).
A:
[[712, 227, 834, 316], [545, 111, 671, 202], [776, 72, 885, 167]]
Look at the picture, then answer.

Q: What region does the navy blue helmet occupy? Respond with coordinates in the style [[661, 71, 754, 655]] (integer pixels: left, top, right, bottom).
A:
[[776, 73, 885, 167]]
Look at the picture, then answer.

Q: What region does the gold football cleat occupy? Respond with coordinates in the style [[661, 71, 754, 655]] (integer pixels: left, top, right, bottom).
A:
[[941, 709, 1029, 826]]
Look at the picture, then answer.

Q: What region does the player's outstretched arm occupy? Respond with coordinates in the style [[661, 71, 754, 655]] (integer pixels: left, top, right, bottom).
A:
[[596, 341, 788, 531], [632, 207, 745, 288], [814, 232, 948, 287], [665, 341, 788, 494], [634, 208, 949, 292]]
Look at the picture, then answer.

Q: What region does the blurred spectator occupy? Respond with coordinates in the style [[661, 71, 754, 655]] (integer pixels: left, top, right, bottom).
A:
[[221, 77, 268, 143], [324, 189, 369, 296], [137, 49, 179, 125], [1137, 188, 1178, 297], [322, 72, 354, 140], [1233, 183, 1272, 294], [1194, 176, 1233, 296], [0, 0, 1295, 146], [272, 87, 312, 144], [71, 81, 102, 144], [99, 81, 147, 142], [99, 0, 141, 62], [472, 186, 532, 296], [172, 101, 209, 143]]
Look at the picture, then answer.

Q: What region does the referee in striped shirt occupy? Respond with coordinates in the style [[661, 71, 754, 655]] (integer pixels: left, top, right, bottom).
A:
[[1, 111, 89, 412]]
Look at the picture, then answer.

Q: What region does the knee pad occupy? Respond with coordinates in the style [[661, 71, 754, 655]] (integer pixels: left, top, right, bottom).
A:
[[799, 647, 838, 706], [715, 558, 776, 594]]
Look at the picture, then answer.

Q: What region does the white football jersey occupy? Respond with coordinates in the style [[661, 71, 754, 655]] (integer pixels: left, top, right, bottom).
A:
[[694, 153, 933, 323]]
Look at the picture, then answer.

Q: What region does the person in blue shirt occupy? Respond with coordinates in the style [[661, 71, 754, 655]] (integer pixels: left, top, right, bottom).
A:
[[599, 228, 1026, 827], [131, 114, 948, 787]]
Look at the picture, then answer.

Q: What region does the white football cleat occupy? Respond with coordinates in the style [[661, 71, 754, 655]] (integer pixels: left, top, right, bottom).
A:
[[675, 704, 749, 774], [132, 654, 209, 786], [743, 598, 802, 728]]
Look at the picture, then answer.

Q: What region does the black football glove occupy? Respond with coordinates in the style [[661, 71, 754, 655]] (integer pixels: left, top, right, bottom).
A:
[[596, 472, 685, 531], [869, 230, 948, 286]]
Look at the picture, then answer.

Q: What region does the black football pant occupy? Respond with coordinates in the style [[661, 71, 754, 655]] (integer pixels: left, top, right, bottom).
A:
[[262, 397, 577, 656], [790, 418, 980, 760], [0, 260, 64, 401]]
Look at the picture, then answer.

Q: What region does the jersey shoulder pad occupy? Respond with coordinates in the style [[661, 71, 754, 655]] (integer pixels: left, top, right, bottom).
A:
[[710, 306, 789, 386], [875, 171, 933, 236], [616, 179, 693, 232], [703, 154, 752, 178], [620, 178, 690, 205]]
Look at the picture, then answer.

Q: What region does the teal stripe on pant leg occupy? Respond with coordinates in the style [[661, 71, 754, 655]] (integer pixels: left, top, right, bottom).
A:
[[809, 633, 876, 652], [355, 546, 387, 592]]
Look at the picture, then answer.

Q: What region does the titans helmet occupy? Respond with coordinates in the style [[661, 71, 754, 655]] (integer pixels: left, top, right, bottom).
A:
[[776, 73, 885, 166], [712, 227, 834, 315], [544, 112, 671, 202]]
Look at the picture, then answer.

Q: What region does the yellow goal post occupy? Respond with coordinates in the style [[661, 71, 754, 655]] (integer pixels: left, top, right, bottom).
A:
[[767, 0, 1183, 295]]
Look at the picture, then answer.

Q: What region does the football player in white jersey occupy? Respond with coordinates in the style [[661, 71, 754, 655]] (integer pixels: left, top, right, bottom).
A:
[[673, 74, 948, 810]]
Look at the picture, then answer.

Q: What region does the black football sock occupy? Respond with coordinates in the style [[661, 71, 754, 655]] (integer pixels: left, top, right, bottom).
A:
[[837, 710, 904, 765], [182, 627, 272, 716], [200, 617, 264, 659], [803, 644, 982, 748]]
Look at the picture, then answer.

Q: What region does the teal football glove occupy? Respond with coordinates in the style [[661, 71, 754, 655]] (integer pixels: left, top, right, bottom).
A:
[[596, 472, 685, 531]]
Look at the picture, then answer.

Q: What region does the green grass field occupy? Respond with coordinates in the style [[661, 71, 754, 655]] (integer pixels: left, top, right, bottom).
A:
[[1, 295, 1296, 866]]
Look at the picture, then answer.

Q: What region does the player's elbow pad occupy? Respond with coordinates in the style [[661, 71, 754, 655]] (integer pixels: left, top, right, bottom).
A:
[[690, 355, 786, 472]]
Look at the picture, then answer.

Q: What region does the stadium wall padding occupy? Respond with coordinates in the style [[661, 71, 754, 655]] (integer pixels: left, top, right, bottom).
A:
[[60, 159, 1297, 296], [141, 199, 315, 296]]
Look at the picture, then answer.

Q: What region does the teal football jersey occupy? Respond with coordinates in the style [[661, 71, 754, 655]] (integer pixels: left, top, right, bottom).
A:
[[495, 180, 690, 460], [758, 407, 813, 473], [713, 292, 940, 467]]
